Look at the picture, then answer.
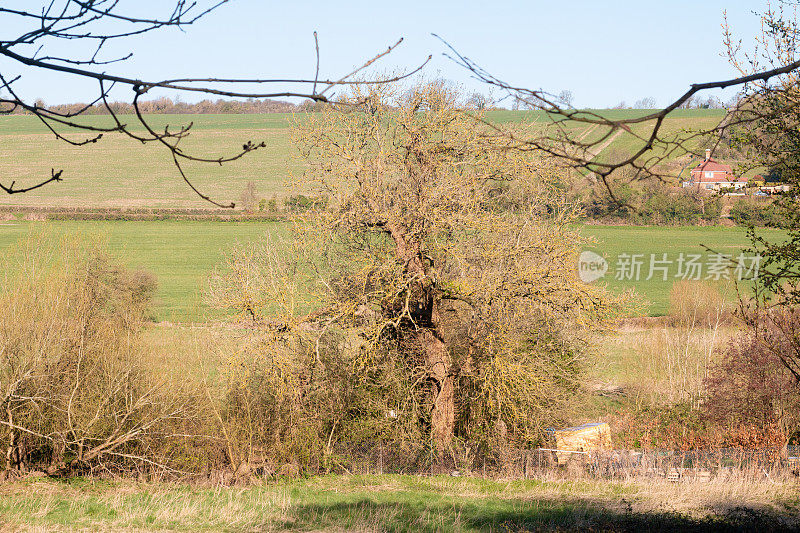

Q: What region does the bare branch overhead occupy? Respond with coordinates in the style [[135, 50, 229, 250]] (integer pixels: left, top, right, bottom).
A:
[[435, 32, 800, 203], [0, 1, 430, 206]]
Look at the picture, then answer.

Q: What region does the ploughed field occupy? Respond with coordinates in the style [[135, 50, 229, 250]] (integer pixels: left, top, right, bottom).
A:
[[0, 221, 779, 321]]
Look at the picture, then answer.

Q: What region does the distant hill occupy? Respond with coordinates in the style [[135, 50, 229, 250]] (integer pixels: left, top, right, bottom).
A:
[[0, 109, 732, 210]]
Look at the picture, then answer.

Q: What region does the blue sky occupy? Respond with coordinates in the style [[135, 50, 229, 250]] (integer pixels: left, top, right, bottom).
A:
[[1, 1, 771, 107]]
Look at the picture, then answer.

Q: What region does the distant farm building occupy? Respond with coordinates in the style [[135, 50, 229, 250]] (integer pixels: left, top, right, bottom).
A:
[[755, 178, 792, 194], [683, 149, 745, 191]]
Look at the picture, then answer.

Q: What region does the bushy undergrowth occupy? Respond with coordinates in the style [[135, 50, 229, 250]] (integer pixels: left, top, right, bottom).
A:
[[583, 184, 722, 225], [729, 197, 787, 226], [210, 318, 585, 477], [703, 343, 797, 447], [609, 312, 800, 449], [0, 228, 590, 480], [0, 233, 173, 475], [0, 232, 236, 478]]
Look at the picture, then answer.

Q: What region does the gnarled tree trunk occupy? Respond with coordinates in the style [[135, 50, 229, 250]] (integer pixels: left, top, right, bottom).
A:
[[421, 328, 455, 450], [388, 223, 456, 451]]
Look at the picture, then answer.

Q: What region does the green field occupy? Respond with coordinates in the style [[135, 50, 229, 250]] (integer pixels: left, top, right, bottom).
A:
[[581, 224, 782, 315], [489, 108, 727, 165], [0, 220, 287, 322], [0, 109, 726, 209], [0, 114, 301, 209], [0, 221, 778, 321], [0, 109, 755, 320]]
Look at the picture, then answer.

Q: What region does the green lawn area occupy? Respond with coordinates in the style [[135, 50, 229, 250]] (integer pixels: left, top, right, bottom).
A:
[[0, 221, 780, 321], [0, 474, 794, 531], [0, 220, 287, 322], [580, 225, 783, 315]]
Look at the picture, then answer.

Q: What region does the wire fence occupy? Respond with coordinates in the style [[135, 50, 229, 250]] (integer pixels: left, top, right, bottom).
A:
[[319, 442, 800, 480]]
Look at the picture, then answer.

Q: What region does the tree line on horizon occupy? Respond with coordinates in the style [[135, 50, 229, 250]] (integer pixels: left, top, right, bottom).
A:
[[0, 92, 731, 117], [1, 96, 304, 116]]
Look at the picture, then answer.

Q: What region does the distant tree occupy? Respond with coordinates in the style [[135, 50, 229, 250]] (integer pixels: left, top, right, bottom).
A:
[[633, 97, 657, 109], [467, 91, 492, 110], [239, 181, 260, 213], [557, 90, 574, 108], [678, 95, 698, 109], [267, 195, 279, 213]]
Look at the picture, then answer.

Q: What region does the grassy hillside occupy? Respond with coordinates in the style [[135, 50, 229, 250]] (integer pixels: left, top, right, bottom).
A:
[[0, 221, 775, 321], [484, 109, 728, 176], [0, 114, 301, 209], [0, 109, 727, 209]]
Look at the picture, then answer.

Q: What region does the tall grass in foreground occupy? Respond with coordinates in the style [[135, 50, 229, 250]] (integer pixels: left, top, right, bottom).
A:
[[0, 474, 795, 531], [668, 280, 734, 329], [594, 326, 733, 409], [593, 281, 734, 408]]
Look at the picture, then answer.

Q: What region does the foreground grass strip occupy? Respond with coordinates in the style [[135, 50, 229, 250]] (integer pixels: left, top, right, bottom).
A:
[[0, 474, 797, 531]]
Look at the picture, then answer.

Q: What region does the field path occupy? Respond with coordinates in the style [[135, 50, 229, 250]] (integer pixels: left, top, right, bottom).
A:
[[584, 128, 625, 183], [589, 127, 625, 159]]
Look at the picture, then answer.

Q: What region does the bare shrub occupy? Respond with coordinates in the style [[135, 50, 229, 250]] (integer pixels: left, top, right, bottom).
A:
[[0, 232, 199, 476], [704, 324, 800, 447], [668, 280, 732, 327]]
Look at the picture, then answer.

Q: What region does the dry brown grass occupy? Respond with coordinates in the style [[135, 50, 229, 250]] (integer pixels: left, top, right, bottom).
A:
[[590, 324, 736, 408], [668, 280, 735, 327]]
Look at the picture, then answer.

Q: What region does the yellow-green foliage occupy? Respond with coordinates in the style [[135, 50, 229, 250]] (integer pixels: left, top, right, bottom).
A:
[[208, 82, 626, 466]]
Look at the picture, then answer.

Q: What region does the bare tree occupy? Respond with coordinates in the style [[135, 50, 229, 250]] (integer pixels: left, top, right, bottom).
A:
[[558, 89, 574, 108], [0, 1, 429, 206], [435, 25, 800, 202], [466, 91, 491, 110], [239, 181, 260, 213], [633, 97, 657, 109]]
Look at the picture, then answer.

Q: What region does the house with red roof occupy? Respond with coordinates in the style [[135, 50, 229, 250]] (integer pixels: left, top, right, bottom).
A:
[[683, 149, 744, 191]]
